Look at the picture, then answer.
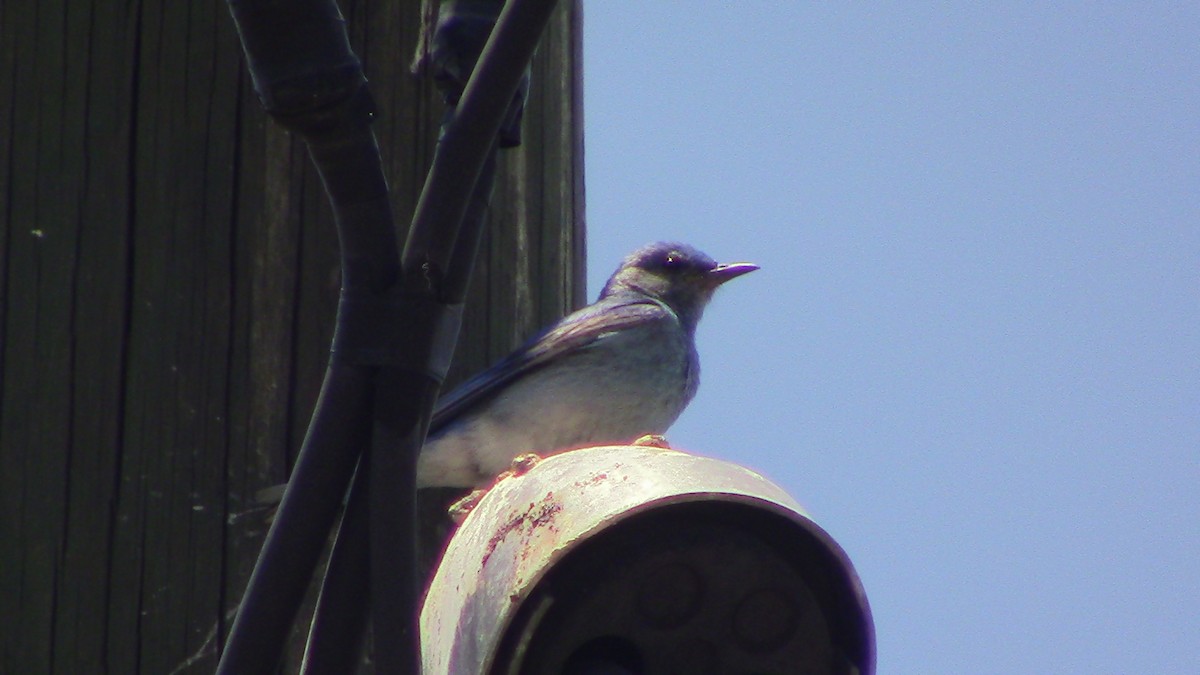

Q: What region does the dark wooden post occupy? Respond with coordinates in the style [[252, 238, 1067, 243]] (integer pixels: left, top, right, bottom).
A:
[[0, 1, 584, 672]]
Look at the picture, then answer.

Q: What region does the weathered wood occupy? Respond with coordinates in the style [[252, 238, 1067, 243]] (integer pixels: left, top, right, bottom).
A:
[[0, 1, 584, 672]]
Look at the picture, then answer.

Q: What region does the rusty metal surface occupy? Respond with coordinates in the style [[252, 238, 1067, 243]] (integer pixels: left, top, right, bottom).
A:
[[418, 444, 873, 674]]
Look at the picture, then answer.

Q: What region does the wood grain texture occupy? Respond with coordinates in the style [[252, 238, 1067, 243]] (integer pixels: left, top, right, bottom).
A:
[[0, 1, 584, 672]]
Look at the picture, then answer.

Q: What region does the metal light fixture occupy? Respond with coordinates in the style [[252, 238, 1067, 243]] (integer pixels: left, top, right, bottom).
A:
[[421, 443, 874, 674]]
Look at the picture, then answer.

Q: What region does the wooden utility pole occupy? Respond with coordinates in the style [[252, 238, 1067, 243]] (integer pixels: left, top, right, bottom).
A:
[[0, 1, 584, 672]]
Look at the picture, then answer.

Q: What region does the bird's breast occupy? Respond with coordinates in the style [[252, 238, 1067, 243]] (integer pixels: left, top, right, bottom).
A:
[[495, 323, 693, 443]]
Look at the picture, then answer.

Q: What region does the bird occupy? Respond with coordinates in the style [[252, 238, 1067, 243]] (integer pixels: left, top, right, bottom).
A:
[[417, 241, 757, 488]]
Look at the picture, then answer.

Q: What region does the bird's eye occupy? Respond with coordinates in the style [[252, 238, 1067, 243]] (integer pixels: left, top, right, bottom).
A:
[[663, 252, 681, 267]]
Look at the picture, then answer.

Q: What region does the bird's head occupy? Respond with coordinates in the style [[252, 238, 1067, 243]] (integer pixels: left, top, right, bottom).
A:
[[600, 242, 758, 333]]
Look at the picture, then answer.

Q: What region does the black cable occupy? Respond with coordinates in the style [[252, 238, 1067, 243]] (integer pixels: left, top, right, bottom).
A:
[[219, 0, 558, 672], [403, 0, 559, 296], [218, 2, 394, 672], [300, 150, 498, 673]]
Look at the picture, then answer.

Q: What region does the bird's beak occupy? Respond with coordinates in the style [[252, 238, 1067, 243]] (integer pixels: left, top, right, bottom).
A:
[[706, 262, 759, 286]]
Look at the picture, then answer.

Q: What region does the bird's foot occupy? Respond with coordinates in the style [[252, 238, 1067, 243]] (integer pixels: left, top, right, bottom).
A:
[[632, 434, 671, 448], [448, 489, 488, 525], [447, 453, 544, 524], [507, 452, 542, 475], [492, 452, 543, 482]]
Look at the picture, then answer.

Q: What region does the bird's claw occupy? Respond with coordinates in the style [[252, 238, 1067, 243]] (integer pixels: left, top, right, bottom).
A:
[[448, 488, 488, 524], [447, 453, 544, 524], [632, 434, 671, 448], [508, 452, 542, 475], [492, 452, 543, 482]]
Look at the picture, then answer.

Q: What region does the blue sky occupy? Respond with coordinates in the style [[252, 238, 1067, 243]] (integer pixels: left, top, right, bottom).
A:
[[582, 5, 1198, 673]]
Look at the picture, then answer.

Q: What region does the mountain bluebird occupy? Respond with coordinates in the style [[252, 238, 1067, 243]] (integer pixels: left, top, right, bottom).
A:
[[418, 241, 757, 487]]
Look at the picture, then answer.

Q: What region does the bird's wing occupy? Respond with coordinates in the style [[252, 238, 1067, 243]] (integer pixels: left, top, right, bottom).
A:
[[429, 296, 673, 433]]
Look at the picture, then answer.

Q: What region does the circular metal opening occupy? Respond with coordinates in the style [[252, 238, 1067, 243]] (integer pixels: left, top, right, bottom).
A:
[[493, 501, 872, 674]]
